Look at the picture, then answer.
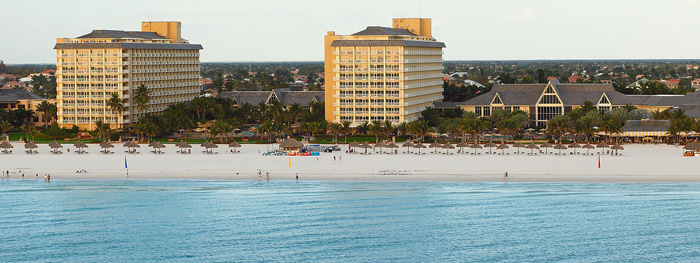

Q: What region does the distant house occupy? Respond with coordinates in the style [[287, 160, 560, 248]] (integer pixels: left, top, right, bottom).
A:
[[691, 79, 700, 90], [546, 77, 558, 81], [0, 89, 52, 126], [2, 80, 21, 89], [658, 79, 680, 89], [635, 74, 645, 80], [567, 75, 582, 83], [0, 74, 16, 81], [451, 72, 469, 78], [443, 74, 456, 82], [464, 79, 485, 88]]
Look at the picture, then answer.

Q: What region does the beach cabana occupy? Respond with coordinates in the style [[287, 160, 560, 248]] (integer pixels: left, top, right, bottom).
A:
[[374, 142, 387, 153], [540, 142, 552, 154], [358, 142, 373, 154], [402, 141, 414, 154], [513, 142, 525, 155], [484, 142, 497, 154], [124, 140, 140, 154], [0, 141, 13, 154], [412, 143, 427, 154], [150, 141, 165, 154], [100, 141, 114, 154], [349, 141, 360, 153], [178, 142, 192, 154], [228, 141, 241, 153], [280, 137, 304, 152], [442, 143, 455, 154], [582, 144, 595, 155], [469, 143, 482, 155], [24, 141, 38, 154], [526, 143, 539, 155], [386, 142, 399, 154], [50, 141, 63, 154], [597, 142, 610, 154], [202, 141, 219, 154], [611, 145, 624, 155], [73, 141, 88, 154], [497, 144, 509, 155], [456, 142, 469, 154], [568, 143, 581, 155], [429, 142, 442, 154], [553, 144, 567, 155]]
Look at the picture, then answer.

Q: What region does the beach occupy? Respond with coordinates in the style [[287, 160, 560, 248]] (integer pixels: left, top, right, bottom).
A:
[[1, 142, 698, 182]]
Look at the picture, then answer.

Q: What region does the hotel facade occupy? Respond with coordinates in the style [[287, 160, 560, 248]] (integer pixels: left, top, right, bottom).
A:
[[54, 21, 202, 129], [324, 18, 445, 126]]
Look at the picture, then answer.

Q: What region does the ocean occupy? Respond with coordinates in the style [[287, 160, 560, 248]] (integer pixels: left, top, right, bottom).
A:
[[1, 179, 699, 262]]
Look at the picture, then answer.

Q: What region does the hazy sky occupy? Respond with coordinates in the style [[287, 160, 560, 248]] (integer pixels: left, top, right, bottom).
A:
[[2, 0, 700, 64]]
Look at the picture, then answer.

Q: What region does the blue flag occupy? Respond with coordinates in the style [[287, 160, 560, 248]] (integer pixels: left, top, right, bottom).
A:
[[124, 156, 128, 169]]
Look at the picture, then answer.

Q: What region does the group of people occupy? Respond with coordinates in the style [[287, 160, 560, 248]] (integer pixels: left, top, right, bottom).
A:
[[1, 170, 50, 181], [257, 170, 270, 181]]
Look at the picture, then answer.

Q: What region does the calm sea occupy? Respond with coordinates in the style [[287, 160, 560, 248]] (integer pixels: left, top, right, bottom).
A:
[[1, 179, 699, 262]]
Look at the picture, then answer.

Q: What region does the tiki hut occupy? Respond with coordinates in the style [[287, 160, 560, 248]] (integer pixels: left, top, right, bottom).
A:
[[568, 143, 581, 155], [497, 143, 510, 155], [50, 141, 63, 154], [526, 143, 539, 155], [484, 142, 497, 154], [553, 144, 568, 155], [413, 142, 427, 154], [228, 141, 242, 153], [429, 141, 442, 154], [513, 142, 525, 155], [24, 141, 38, 154], [0, 141, 13, 154], [280, 137, 304, 152], [540, 142, 553, 154], [73, 141, 88, 154]]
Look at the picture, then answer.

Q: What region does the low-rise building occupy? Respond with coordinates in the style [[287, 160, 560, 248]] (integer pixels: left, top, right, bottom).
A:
[[0, 89, 55, 126]]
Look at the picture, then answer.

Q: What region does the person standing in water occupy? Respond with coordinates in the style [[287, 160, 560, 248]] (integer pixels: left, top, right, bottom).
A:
[[266, 172, 270, 181], [295, 173, 299, 180], [503, 171, 509, 180]]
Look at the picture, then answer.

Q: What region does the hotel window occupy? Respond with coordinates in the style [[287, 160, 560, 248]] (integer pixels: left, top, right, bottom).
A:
[[539, 95, 561, 104], [483, 107, 491, 117], [537, 106, 562, 121], [505, 106, 512, 112], [598, 106, 611, 115], [475, 106, 482, 116], [513, 106, 520, 111]]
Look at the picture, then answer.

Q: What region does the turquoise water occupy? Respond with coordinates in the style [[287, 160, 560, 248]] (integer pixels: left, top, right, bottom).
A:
[[1, 179, 700, 262]]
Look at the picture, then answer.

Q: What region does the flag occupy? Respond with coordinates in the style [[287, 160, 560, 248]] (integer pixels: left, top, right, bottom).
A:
[[125, 156, 128, 169], [288, 154, 291, 167], [597, 155, 600, 169]]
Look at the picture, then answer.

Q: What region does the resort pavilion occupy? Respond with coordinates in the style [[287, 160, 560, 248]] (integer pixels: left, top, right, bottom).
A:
[[434, 79, 700, 127]]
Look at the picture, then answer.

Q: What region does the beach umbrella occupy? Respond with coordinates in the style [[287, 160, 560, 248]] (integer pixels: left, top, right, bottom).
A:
[[526, 143, 539, 155], [24, 141, 38, 154], [386, 142, 399, 154], [148, 141, 157, 147], [349, 141, 360, 152], [179, 142, 192, 154], [100, 141, 114, 154], [497, 143, 510, 155], [611, 144, 624, 155], [553, 144, 567, 155], [150, 141, 165, 154], [413, 142, 427, 154], [683, 143, 700, 151], [568, 143, 581, 155], [456, 142, 469, 154], [124, 140, 140, 154], [469, 143, 482, 154], [73, 141, 88, 154], [597, 142, 610, 149], [358, 142, 373, 154], [50, 141, 63, 154], [484, 142, 497, 154], [442, 143, 455, 154], [402, 141, 414, 154], [228, 141, 241, 153], [0, 141, 13, 154], [374, 142, 387, 153], [540, 142, 552, 154], [175, 140, 184, 147], [513, 142, 525, 154], [582, 144, 595, 155], [429, 141, 442, 154]]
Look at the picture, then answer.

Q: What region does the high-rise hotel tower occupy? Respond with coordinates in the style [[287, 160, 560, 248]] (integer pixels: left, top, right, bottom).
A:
[[54, 21, 202, 129], [324, 18, 445, 125]]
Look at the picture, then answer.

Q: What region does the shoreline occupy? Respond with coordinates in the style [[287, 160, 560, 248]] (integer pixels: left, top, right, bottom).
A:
[[2, 142, 699, 183]]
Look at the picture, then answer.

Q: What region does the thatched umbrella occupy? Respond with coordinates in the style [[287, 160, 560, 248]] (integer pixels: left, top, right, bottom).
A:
[[374, 142, 387, 153], [402, 141, 414, 154], [359, 142, 373, 154], [124, 140, 140, 154], [568, 143, 581, 155], [597, 142, 610, 154], [526, 143, 539, 155], [100, 141, 114, 154], [611, 144, 625, 155], [484, 142, 497, 154], [178, 141, 192, 154], [497, 143, 509, 155], [554, 144, 568, 155], [683, 142, 700, 151], [73, 141, 88, 154], [386, 142, 399, 154], [206, 141, 219, 154], [456, 142, 469, 154], [148, 141, 157, 147], [428, 141, 442, 154], [513, 142, 525, 154], [469, 143, 482, 154], [150, 141, 165, 154], [349, 141, 360, 152], [582, 144, 595, 155], [24, 141, 38, 154], [0, 141, 13, 154], [228, 141, 241, 153], [442, 143, 455, 154], [50, 141, 63, 154], [413, 142, 427, 154], [540, 142, 553, 154]]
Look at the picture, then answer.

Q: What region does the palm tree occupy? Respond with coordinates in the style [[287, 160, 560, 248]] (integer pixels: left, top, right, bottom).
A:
[[463, 117, 488, 144], [210, 121, 231, 142], [35, 101, 54, 128], [546, 115, 570, 143], [328, 122, 342, 142], [356, 122, 370, 135], [289, 103, 303, 124], [382, 120, 394, 141], [407, 120, 429, 141], [94, 120, 111, 140], [0, 121, 12, 138], [20, 124, 36, 142], [107, 93, 124, 128], [133, 84, 150, 118], [369, 120, 383, 143], [341, 120, 352, 143], [190, 97, 211, 120]]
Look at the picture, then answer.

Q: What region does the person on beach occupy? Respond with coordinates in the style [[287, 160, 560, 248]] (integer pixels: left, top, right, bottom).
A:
[[504, 171, 509, 180], [296, 173, 299, 180], [334, 156, 336, 162], [266, 172, 270, 181], [339, 155, 341, 161]]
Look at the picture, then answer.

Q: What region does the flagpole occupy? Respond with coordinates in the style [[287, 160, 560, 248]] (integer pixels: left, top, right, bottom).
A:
[[125, 156, 129, 178]]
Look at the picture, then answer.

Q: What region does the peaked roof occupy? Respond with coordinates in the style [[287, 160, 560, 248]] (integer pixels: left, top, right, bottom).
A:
[[218, 91, 272, 106], [77, 30, 167, 40], [352, 26, 416, 36], [0, 89, 45, 103], [623, 120, 670, 132]]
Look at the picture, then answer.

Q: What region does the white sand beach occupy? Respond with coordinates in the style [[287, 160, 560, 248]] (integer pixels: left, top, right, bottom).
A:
[[1, 142, 699, 182]]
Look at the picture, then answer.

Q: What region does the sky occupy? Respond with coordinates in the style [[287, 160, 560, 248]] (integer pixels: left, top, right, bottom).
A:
[[2, 0, 700, 64]]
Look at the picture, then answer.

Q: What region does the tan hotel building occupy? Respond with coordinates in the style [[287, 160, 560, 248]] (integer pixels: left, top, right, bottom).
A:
[[324, 18, 445, 125], [54, 21, 202, 129]]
